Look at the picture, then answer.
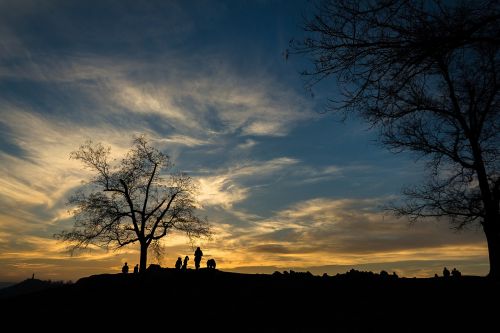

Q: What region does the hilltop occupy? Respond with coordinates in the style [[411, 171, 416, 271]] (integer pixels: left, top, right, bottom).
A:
[[1, 267, 498, 331]]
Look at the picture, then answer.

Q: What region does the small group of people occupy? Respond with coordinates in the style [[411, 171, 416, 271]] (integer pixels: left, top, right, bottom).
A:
[[121, 247, 216, 274], [175, 247, 216, 270], [175, 256, 190, 270], [121, 262, 139, 274], [442, 267, 462, 278]]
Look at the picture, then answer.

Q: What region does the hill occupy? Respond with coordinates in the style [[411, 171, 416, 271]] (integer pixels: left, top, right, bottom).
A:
[[0, 281, 15, 290], [1, 268, 499, 331], [0, 278, 64, 298]]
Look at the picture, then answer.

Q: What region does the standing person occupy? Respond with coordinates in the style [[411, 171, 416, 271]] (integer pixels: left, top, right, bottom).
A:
[[175, 257, 182, 270], [133, 264, 139, 274], [194, 247, 203, 270], [182, 256, 189, 270], [122, 262, 129, 274]]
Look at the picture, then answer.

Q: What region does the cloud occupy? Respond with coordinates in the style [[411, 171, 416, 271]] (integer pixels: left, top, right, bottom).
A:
[[0, 44, 313, 138], [197, 175, 249, 209], [156, 135, 212, 147], [0, 107, 138, 210], [237, 139, 258, 150], [196, 157, 299, 209], [102, 62, 312, 137], [242, 121, 286, 136]]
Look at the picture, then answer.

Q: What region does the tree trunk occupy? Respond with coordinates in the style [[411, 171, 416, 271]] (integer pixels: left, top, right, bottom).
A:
[[483, 218, 500, 279], [469, 141, 500, 278], [139, 243, 148, 273]]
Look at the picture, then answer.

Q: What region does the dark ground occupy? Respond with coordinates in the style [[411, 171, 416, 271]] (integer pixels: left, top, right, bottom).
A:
[[1, 268, 498, 331]]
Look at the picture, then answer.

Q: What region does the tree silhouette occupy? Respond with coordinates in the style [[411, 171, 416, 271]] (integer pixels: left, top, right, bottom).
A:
[[294, 0, 500, 277], [56, 136, 210, 272]]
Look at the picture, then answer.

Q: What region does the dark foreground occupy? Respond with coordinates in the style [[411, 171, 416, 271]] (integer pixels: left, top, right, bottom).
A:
[[1, 268, 499, 331]]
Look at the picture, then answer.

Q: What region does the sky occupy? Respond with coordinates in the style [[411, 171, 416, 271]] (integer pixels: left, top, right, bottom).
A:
[[0, 0, 489, 282]]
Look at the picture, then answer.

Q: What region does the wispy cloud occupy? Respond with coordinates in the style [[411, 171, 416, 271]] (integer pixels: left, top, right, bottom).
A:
[[196, 157, 299, 209], [156, 135, 212, 147], [102, 62, 312, 137], [0, 108, 135, 209], [1, 46, 313, 136], [237, 139, 258, 150], [197, 175, 249, 209]]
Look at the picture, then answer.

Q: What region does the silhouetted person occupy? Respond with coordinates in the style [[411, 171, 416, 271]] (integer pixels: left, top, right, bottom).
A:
[[31, 273, 35, 280], [133, 264, 139, 274], [194, 247, 203, 270], [175, 257, 182, 270], [451, 268, 461, 278], [443, 267, 450, 278], [122, 262, 129, 274], [182, 256, 189, 270], [207, 258, 216, 269]]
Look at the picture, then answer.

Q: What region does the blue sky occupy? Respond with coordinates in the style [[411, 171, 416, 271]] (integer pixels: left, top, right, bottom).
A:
[[0, 0, 488, 281]]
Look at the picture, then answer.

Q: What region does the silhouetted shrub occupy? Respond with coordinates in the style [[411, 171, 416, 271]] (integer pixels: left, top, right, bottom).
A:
[[147, 264, 162, 272]]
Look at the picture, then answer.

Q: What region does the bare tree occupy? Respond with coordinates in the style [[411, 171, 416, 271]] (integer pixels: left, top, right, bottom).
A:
[[56, 136, 210, 273], [293, 0, 500, 277]]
